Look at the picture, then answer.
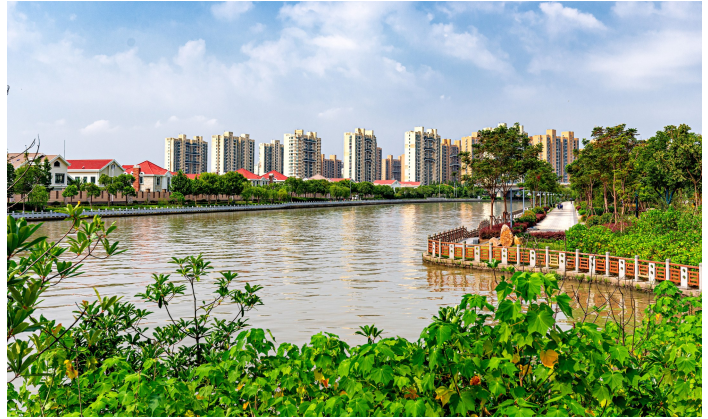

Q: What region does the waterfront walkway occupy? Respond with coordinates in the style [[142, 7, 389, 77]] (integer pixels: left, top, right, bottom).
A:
[[531, 201, 578, 232]]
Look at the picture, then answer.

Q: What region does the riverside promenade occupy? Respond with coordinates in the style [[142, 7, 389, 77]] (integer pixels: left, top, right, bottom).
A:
[[529, 201, 578, 232]]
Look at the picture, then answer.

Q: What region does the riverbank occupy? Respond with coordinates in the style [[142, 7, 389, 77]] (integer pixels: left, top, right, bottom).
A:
[[422, 252, 701, 297], [9, 198, 491, 221]]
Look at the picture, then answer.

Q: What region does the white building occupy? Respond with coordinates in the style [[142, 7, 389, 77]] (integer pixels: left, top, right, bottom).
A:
[[404, 127, 440, 186], [7, 153, 70, 190], [211, 132, 255, 174], [343, 128, 377, 183]]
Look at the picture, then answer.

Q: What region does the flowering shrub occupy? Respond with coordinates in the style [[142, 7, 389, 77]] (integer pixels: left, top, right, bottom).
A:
[[479, 222, 510, 239], [535, 213, 546, 222], [529, 231, 566, 240]]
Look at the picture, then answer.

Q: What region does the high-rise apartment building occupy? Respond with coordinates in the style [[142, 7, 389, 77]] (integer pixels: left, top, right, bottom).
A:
[[283, 129, 322, 178], [375, 147, 382, 181], [382, 155, 403, 182], [165, 134, 208, 174], [439, 139, 461, 183], [257, 140, 284, 175], [530, 129, 579, 183], [320, 154, 343, 179], [459, 132, 481, 177], [343, 128, 377, 182], [404, 127, 440, 185], [211, 132, 255, 174]]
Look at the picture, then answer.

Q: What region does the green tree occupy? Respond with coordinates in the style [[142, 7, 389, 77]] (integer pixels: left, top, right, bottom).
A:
[[83, 183, 102, 209], [357, 181, 374, 198], [461, 123, 541, 221], [170, 171, 193, 196], [218, 171, 248, 198], [197, 172, 220, 203], [62, 184, 79, 204], [7, 162, 16, 189], [28, 185, 49, 210], [170, 191, 185, 205], [277, 188, 288, 203], [122, 185, 137, 204], [592, 124, 638, 222]]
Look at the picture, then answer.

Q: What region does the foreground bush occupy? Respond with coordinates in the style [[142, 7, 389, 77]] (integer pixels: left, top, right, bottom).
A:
[[7, 208, 702, 417]]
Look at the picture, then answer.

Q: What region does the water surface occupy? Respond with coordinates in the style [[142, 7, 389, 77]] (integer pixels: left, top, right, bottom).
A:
[[37, 202, 651, 345]]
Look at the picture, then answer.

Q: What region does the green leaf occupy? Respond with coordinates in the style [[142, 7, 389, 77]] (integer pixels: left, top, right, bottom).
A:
[[495, 300, 522, 322], [526, 308, 555, 335], [554, 294, 573, 318], [608, 345, 629, 363], [370, 365, 394, 386], [437, 325, 452, 345]]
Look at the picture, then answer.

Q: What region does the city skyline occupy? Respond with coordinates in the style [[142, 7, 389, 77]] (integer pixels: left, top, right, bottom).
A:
[[8, 1, 702, 164]]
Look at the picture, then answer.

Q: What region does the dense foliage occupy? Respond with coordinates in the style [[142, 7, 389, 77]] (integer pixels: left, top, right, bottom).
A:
[[568, 124, 701, 218], [567, 208, 701, 265], [8, 208, 702, 416]]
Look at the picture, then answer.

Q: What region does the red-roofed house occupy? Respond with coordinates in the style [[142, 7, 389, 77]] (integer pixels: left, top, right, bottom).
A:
[[236, 168, 268, 186], [7, 153, 70, 190], [263, 170, 288, 183], [374, 179, 401, 188], [400, 181, 421, 188], [123, 160, 173, 192], [66, 159, 122, 186], [328, 178, 352, 183]]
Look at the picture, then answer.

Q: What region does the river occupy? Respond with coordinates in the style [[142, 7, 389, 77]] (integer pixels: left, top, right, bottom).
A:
[[37, 201, 652, 345]]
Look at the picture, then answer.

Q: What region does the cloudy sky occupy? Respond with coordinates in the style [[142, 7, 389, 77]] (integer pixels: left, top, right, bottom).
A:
[[8, 1, 702, 167]]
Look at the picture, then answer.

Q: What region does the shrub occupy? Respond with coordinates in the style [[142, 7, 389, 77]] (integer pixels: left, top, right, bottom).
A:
[[530, 231, 566, 240], [599, 212, 613, 224], [578, 209, 586, 215], [567, 209, 701, 265], [479, 222, 510, 239], [586, 215, 600, 227], [517, 215, 536, 225], [543, 206, 550, 212], [535, 213, 545, 222], [532, 206, 545, 214]]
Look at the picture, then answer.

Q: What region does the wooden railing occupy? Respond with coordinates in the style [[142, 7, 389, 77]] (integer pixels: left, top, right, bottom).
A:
[[426, 236, 702, 290], [429, 227, 477, 243]]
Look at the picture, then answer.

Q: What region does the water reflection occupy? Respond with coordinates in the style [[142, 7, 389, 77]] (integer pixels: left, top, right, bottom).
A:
[[36, 202, 652, 345]]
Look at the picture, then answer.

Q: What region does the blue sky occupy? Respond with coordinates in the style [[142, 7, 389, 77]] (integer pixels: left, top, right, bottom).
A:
[[8, 1, 702, 167]]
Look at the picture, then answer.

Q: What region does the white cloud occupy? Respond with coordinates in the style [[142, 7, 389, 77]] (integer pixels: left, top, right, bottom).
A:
[[317, 107, 353, 119], [429, 23, 512, 73], [585, 30, 701, 89], [612, 1, 700, 20], [173, 39, 206, 68], [69, 14, 76, 21], [250, 22, 265, 33], [211, 1, 253, 21], [539, 2, 605, 33], [80, 120, 117, 135]]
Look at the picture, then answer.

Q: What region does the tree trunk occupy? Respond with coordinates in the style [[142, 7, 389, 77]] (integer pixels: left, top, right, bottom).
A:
[[603, 183, 609, 213]]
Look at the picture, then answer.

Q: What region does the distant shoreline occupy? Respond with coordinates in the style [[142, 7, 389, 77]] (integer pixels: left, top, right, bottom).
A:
[[9, 198, 495, 222]]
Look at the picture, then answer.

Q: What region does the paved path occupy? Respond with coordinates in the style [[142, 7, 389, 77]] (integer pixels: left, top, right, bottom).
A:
[[531, 201, 578, 232]]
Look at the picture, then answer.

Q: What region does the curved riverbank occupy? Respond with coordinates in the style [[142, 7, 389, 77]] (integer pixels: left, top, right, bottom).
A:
[[9, 198, 491, 221]]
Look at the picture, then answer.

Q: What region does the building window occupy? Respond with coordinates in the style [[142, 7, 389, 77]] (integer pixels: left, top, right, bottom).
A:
[[54, 161, 60, 167], [54, 173, 64, 184], [139, 176, 144, 184], [157, 177, 161, 186], [83, 176, 87, 183]]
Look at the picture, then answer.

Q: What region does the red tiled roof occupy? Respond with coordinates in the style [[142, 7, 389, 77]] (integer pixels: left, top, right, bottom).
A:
[[374, 180, 397, 185], [263, 170, 288, 181], [236, 168, 261, 180], [401, 181, 421, 187], [185, 173, 200, 180], [134, 160, 169, 175], [66, 159, 115, 170], [329, 178, 351, 183]]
